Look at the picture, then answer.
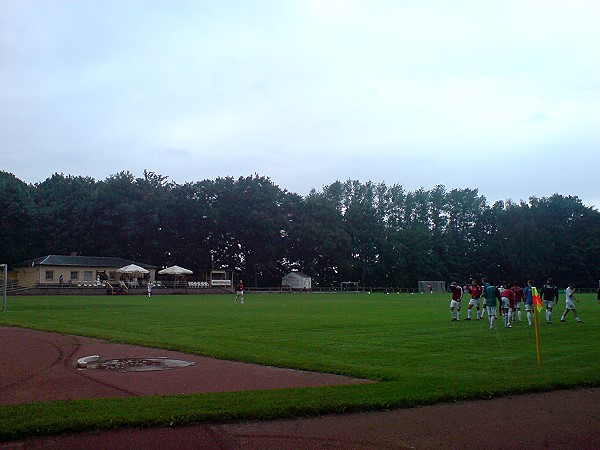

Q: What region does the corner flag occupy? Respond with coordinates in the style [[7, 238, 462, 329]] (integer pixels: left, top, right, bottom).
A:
[[531, 286, 543, 366], [532, 287, 543, 312]]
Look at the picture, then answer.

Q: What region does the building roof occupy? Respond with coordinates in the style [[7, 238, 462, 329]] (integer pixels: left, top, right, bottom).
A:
[[283, 271, 310, 279], [16, 255, 156, 270]]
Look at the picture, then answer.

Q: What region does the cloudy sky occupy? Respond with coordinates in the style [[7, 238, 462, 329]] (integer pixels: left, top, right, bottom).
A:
[[1, 1, 599, 208]]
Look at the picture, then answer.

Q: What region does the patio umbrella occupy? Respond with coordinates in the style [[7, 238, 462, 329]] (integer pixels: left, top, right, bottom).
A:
[[158, 265, 193, 286], [157, 265, 193, 275], [117, 264, 149, 285], [117, 264, 149, 275]]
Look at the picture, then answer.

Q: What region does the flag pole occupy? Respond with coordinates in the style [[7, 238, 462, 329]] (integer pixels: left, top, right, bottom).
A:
[[532, 286, 542, 366], [533, 303, 542, 366]]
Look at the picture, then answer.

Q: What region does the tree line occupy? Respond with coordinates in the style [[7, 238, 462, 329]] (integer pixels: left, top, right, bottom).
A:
[[1, 170, 599, 288]]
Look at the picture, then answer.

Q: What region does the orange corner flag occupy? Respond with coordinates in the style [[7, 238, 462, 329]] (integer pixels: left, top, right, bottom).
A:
[[532, 286, 543, 312], [531, 286, 543, 366]]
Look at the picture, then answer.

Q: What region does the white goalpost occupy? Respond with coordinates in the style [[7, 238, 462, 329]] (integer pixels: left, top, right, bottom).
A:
[[418, 280, 445, 294], [340, 281, 359, 292]]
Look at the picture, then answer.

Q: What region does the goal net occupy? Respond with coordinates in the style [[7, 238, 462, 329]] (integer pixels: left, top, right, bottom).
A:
[[340, 281, 359, 292], [418, 280, 445, 294]]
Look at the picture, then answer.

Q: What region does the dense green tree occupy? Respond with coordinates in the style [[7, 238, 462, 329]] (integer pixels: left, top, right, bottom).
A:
[[155, 181, 213, 272], [34, 173, 98, 256], [372, 183, 408, 287], [0, 171, 37, 263], [443, 188, 487, 282], [523, 195, 599, 286], [291, 189, 351, 286], [197, 175, 295, 286], [398, 188, 440, 284], [91, 171, 141, 258], [341, 180, 386, 286], [2, 171, 599, 289], [476, 194, 600, 287], [234, 175, 297, 286]]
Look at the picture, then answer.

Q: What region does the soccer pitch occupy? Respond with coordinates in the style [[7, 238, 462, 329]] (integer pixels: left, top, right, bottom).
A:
[[1, 292, 599, 440]]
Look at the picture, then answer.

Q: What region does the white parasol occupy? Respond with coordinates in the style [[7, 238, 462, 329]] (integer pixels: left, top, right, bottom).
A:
[[117, 264, 149, 275], [158, 265, 193, 286], [158, 265, 193, 275]]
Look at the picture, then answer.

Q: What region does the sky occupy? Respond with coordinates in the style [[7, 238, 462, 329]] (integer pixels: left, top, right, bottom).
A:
[[1, 1, 599, 208]]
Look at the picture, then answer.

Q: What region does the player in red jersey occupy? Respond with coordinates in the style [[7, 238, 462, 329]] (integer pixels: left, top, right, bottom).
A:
[[510, 282, 524, 322], [449, 282, 463, 321], [500, 287, 515, 328], [235, 280, 244, 304], [465, 280, 483, 320]]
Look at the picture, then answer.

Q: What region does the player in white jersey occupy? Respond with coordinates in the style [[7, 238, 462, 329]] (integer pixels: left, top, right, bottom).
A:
[[560, 283, 583, 323]]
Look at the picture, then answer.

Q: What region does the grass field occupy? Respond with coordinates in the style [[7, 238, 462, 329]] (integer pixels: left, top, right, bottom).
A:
[[1, 292, 599, 440]]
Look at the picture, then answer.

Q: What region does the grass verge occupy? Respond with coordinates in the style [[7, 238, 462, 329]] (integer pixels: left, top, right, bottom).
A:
[[1, 292, 598, 441]]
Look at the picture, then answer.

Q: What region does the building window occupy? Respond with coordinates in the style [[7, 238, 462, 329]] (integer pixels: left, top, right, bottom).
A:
[[45, 270, 54, 281], [109, 271, 117, 281], [70, 271, 79, 280], [84, 271, 93, 281]]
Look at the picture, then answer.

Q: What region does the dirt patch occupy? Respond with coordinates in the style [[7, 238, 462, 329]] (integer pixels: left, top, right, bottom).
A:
[[0, 327, 371, 405]]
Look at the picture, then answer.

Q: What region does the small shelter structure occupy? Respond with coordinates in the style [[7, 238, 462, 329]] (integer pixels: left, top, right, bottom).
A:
[[282, 272, 311, 290], [207, 270, 233, 288]]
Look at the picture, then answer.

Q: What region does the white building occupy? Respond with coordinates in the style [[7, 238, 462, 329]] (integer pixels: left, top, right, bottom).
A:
[[14, 255, 156, 287], [282, 272, 312, 290]]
